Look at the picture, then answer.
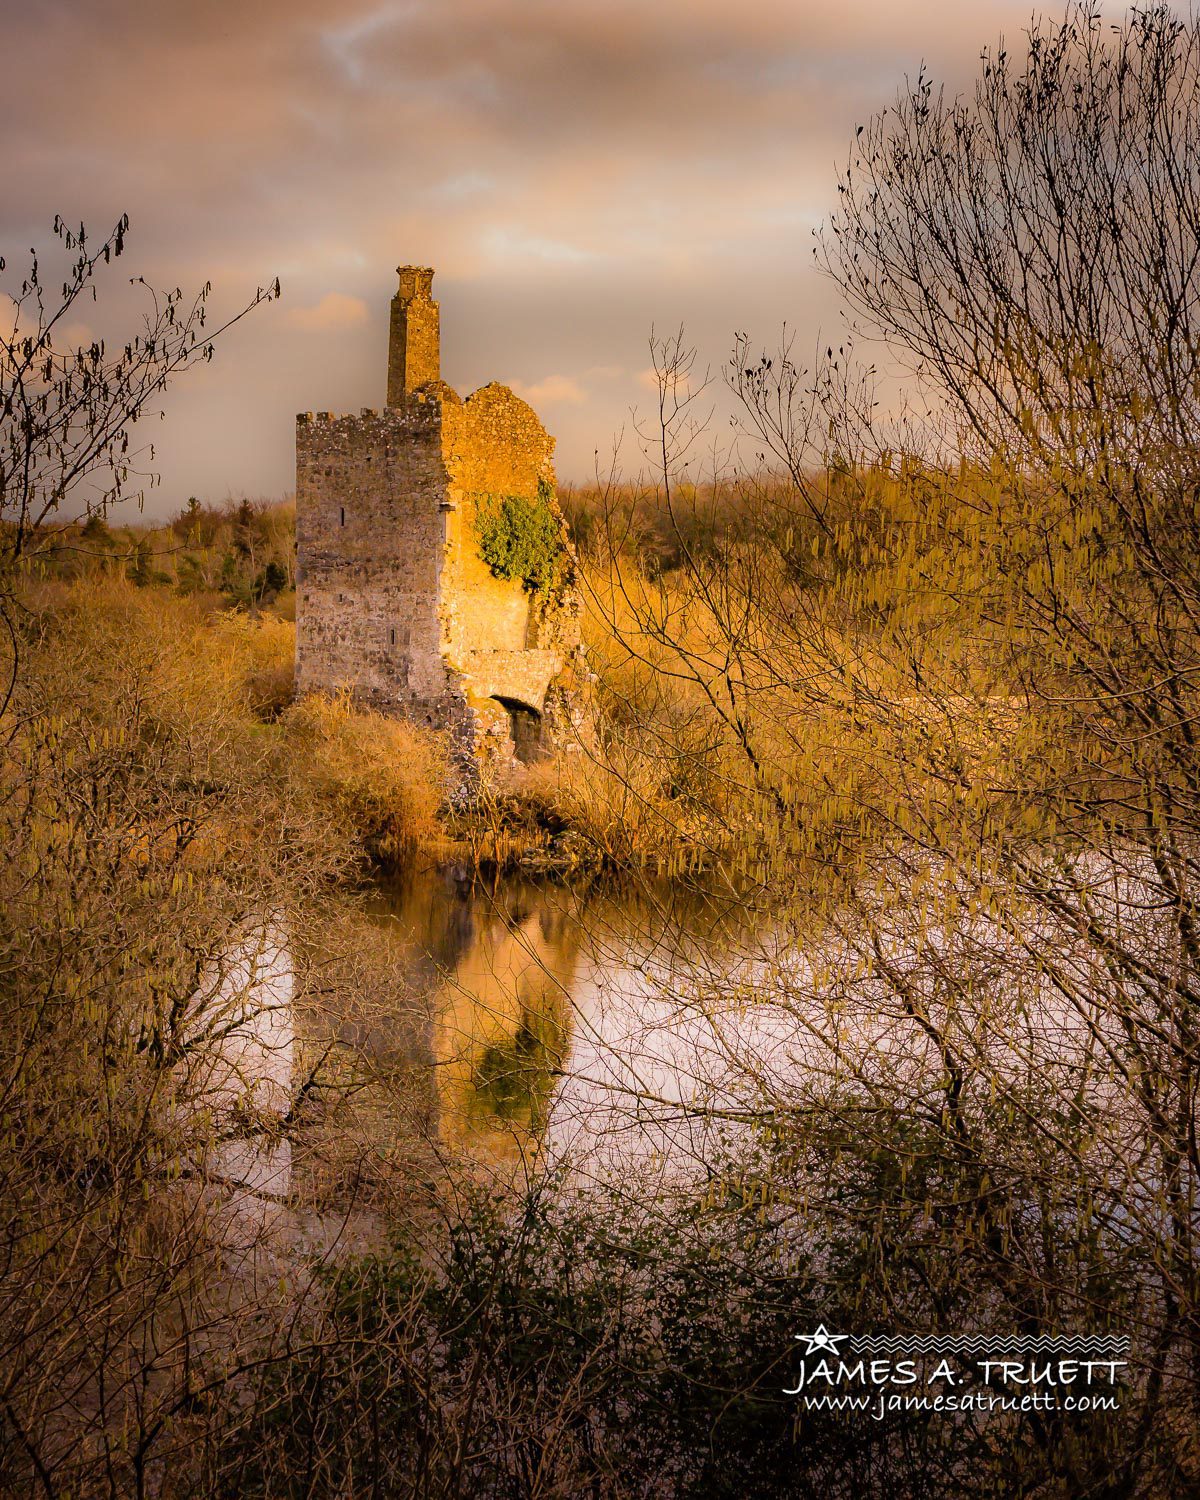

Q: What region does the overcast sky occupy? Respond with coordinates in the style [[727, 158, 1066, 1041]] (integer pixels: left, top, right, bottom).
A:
[[3, 0, 1129, 511]]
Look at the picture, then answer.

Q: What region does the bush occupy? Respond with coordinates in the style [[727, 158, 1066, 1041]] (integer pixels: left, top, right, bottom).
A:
[[474, 479, 568, 597], [0, 576, 352, 1496], [281, 692, 445, 868], [215, 1171, 816, 1499], [213, 611, 297, 719]]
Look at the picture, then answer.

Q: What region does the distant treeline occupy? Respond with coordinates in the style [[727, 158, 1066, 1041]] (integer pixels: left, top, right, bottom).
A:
[[25, 468, 894, 616], [32, 496, 298, 612]]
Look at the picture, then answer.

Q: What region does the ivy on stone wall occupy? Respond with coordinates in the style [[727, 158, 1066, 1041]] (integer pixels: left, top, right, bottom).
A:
[[473, 478, 567, 598]]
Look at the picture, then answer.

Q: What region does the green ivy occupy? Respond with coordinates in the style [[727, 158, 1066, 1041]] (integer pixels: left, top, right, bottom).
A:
[[473, 479, 566, 597]]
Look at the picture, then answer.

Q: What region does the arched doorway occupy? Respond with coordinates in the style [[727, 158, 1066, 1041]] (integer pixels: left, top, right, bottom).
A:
[[491, 696, 545, 764]]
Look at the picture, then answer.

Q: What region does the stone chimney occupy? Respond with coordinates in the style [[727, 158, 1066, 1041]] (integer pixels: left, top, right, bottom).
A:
[[387, 266, 439, 404]]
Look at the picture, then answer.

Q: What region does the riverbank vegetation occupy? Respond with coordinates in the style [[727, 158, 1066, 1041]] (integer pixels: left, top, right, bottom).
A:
[[20, 499, 769, 878], [5, 3, 1200, 1495]]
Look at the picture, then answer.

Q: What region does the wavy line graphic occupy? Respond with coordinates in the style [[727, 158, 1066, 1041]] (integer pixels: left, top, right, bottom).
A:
[[842, 1337, 1129, 1356]]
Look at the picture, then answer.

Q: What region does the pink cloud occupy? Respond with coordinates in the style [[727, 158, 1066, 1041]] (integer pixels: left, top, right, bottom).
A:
[[508, 373, 588, 406], [285, 292, 369, 331]]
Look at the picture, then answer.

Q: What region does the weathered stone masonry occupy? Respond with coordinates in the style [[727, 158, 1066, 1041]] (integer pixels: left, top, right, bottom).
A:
[[295, 266, 583, 783]]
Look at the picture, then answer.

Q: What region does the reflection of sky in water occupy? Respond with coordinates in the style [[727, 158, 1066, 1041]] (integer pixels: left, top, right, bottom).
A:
[[540, 914, 823, 1184], [370, 864, 1158, 1198], [367, 870, 805, 1181], [189, 925, 296, 1252], [213, 856, 1174, 1236]]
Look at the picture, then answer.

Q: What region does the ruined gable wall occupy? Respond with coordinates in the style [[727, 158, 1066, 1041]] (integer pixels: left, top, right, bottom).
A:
[[295, 266, 586, 779], [439, 382, 558, 682], [295, 401, 454, 718]]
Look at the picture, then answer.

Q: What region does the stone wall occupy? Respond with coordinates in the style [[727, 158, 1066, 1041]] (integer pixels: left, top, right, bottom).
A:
[[441, 382, 561, 675], [387, 266, 440, 404], [295, 401, 460, 726]]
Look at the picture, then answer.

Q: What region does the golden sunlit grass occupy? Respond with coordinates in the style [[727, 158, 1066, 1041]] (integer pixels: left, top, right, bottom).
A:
[[281, 691, 445, 867], [211, 608, 297, 717]]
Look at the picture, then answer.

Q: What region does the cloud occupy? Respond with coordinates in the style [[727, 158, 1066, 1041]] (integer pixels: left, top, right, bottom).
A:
[[285, 292, 369, 331], [508, 374, 588, 406], [0, 294, 93, 360], [482, 229, 600, 268], [58, 321, 96, 350], [0, 0, 1135, 493]]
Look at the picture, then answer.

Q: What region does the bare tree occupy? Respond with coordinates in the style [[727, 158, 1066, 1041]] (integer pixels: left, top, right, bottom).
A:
[[0, 214, 279, 706], [571, 6, 1200, 1490], [1, 213, 279, 558]]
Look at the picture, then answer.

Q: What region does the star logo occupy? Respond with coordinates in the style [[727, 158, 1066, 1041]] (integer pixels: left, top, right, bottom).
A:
[[795, 1325, 848, 1356]]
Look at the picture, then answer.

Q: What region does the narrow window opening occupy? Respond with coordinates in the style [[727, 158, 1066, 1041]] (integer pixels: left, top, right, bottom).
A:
[[389, 626, 396, 646], [339, 506, 345, 526]]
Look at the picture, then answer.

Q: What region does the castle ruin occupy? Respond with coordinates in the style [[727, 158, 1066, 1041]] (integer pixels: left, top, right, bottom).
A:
[[295, 267, 583, 785]]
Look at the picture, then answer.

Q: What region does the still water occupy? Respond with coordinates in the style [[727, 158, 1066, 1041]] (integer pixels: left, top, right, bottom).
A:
[[361, 863, 786, 1180], [217, 855, 1134, 1227]]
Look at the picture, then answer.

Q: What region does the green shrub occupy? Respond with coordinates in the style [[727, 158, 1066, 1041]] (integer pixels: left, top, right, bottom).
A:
[[473, 478, 567, 597]]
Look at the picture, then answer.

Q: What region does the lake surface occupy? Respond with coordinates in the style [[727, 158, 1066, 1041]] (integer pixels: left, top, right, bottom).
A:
[[362, 863, 785, 1180], [201, 862, 788, 1239], [215, 855, 1141, 1221]]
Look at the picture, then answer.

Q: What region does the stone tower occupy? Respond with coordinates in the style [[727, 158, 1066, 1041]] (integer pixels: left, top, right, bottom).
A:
[[294, 266, 583, 785], [387, 265, 439, 403]]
